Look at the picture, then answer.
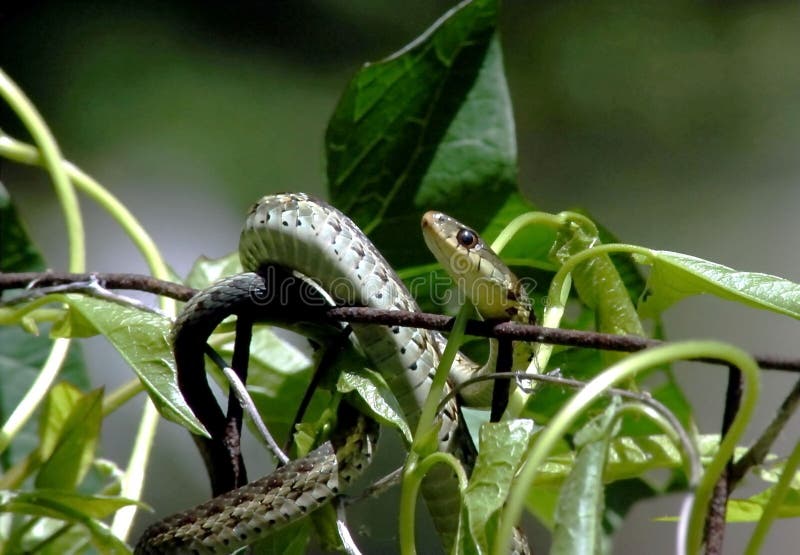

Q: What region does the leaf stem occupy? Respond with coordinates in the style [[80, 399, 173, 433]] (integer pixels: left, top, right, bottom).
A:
[[398, 303, 471, 555], [0, 135, 173, 304], [744, 438, 800, 554], [489, 211, 564, 254], [0, 71, 85, 272], [0, 70, 83, 461], [0, 338, 71, 454], [102, 379, 145, 416]]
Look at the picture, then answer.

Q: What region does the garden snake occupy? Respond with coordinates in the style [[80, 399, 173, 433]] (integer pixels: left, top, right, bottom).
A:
[[135, 193, 532, 554]]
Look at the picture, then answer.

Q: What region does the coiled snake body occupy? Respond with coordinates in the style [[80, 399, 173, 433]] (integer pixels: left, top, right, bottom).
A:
[[136, 193, 531, 554]]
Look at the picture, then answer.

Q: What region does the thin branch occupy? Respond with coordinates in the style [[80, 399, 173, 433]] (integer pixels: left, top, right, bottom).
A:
[[2, 271, 800, 373], [1, 278, 167, 316], [204, 346, 289, 466], [730, 376, 800, 486], [0, 271, 195, 301], [703, 366, 743, 554]]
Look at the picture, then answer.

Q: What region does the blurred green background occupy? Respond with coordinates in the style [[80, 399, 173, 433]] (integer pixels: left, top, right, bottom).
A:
[[2, 1, 799, 553]]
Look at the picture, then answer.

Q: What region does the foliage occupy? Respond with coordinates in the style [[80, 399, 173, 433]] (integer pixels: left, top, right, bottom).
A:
[[0, 0, 798, 554]]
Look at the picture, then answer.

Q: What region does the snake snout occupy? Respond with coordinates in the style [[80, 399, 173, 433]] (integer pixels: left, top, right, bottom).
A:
[[421, 210, 448, 230]]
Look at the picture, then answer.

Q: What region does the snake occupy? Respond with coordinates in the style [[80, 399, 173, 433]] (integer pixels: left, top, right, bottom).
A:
[[135, 193, 533, 554]]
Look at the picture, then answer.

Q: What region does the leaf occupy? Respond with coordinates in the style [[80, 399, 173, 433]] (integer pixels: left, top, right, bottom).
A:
[[0, 489, 135, 554], [480, 193, 550, 262], [35, 386, 103, 490], [0, 182, 46, 273], [337, 367, 411, 443], [550, 217, 645, 340], [327, 0, 518, 270], [0, 488, 142, 520], [38, 381, 83, 459], [525, 347, 693, 435], [49, 294, 207, 437], [460, 418, 534, 554], [0, 184, 89, 469], [550, 399, 620, 555], [310, 502, 345, 553], [185, 252, 242, 289], [639, 250, 800, 320], [250, 519, 310, 555], [727, 487, 800, 522]]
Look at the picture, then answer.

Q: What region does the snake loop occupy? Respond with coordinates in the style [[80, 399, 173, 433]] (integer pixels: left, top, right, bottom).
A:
[[136, 193, 532, 554]]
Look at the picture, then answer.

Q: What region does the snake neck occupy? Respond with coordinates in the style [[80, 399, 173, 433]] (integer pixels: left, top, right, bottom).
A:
[[240, 194, 452, 432]]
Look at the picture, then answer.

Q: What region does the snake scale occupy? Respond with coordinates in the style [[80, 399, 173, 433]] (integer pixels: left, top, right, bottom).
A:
[[136, 193, 532, 554]]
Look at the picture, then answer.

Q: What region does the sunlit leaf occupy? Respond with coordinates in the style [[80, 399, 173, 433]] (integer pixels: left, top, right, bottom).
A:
[[550, 217, 644, 340], [639, 250, 800, 319], [0, 489, 140, 554], [337, 367, 411, 443], [42, 294, 206, 437]]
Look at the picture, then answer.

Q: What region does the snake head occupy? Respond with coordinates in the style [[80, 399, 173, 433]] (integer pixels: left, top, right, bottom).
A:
[[421, 211, 530, 322]]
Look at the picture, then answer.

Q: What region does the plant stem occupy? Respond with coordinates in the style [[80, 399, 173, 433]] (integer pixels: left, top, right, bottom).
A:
[[102, 379, 145, 416], [489, 211, 564, 254], [398, 303, 470, 555], [0, 71, 85, 271], [0, 70, 83, 460], [0, 339, 70, 454], [744, 438, 800, 555]]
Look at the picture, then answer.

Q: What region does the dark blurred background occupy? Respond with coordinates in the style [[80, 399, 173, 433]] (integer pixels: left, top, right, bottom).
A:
[[2, 1, 799, 553]]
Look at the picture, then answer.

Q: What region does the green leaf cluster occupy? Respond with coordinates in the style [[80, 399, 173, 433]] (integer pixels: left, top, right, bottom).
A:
[[2, 0, 800, 554]]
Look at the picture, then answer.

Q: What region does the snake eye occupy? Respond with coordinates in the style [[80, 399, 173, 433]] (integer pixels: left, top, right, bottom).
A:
[[456, 228, 479, 249]]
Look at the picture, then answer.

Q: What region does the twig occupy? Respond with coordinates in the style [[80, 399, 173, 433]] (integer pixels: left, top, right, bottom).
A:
[[1, 277, 166, 316], [730, 376, 800, 486], [703, 366, 743, 554], [0, 271, 195, 301], [204, 346, 289, 465], [2, 270, 800, 373]]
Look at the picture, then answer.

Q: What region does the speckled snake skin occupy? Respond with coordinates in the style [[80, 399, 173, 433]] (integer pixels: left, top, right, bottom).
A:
[[135, 193, 531, 554]]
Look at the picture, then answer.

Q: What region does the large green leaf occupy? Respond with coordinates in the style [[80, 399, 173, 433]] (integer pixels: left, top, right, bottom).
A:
[[0, 183, 45, 273], [185, 252, 241, 289], [327, 0, 517, 269], [639, 250, 800, 320], [43, 294, 206, 436], [38, 381, 84, 459]]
